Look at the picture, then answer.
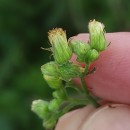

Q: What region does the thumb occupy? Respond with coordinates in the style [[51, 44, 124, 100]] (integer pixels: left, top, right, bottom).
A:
[[55, 105, 96, 130], [55, 104, 130, 130]]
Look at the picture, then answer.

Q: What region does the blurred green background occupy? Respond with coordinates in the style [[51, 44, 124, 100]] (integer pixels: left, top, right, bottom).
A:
[[0, 0, 130, 130]]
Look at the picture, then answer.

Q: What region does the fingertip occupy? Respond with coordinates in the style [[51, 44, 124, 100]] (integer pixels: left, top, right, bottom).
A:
[[71, 32, 130, 104]]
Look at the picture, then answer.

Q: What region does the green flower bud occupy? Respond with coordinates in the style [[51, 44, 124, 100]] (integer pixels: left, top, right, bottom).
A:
[[41, 61, 59, 77], [52, 89, 66, 99], [43, 117, 57, 130], [48, 28, 72, 64], [31, 100, 49, 119], [88, 19, 107, 52], [85, 49, 99, 63], [52, 91, 59, 99], [58, 62, 85, 81], [69, 40, 90, 62], [48, 99, 62, 112], [44, 75, 63, 89]]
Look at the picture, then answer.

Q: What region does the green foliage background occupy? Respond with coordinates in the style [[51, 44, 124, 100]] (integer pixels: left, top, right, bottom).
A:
[[0, 0, 130, 130]]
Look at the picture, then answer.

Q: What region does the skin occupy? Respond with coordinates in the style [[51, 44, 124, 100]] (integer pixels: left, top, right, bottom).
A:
[[55, 33, 130, 130]]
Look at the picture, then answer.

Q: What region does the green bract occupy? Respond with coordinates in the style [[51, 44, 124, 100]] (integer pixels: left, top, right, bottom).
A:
[[48, 28, 72, 64], [89, 19, 107, 52], [58, 62, 84, 81]]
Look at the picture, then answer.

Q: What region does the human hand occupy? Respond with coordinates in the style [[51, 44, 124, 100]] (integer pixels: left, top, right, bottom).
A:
[[55, 32, 130, 130]]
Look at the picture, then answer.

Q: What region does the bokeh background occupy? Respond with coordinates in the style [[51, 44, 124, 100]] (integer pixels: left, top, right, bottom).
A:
[[0, 0, 130, 130]]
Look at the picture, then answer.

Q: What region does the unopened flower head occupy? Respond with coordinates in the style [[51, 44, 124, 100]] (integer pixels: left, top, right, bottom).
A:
[[31, 100, 49, 119], [52, 89, 66, 99], [48, 99, 62, 112], [41, 61, 59, 77], [48, 28, 72, 64], [69, 40, 90, 62], [89, 20, 107, 52], [85, 49, 99, 63], [43, 116, 57, 130], [43, 74, 63, 89]]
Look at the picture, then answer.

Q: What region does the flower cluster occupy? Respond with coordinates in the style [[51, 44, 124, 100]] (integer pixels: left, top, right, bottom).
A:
[[31, 20, 107, 130]]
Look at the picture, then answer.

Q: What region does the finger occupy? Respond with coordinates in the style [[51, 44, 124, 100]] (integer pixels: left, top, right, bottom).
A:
[[81, 104, 130, 130], [55, 105, 95, 130], [72, 32, 130, 104], [56, 104, 130, 130]]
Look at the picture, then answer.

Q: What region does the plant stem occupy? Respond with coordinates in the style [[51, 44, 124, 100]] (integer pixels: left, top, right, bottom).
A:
[[80, 73, 100, 107], [84, 63, 90, 75], [80, 77, 89, 95], [58, 100, 88, 117]]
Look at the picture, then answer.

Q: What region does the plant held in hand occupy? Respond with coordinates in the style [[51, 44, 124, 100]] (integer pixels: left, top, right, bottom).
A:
[[31, 20, 107, 130]]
